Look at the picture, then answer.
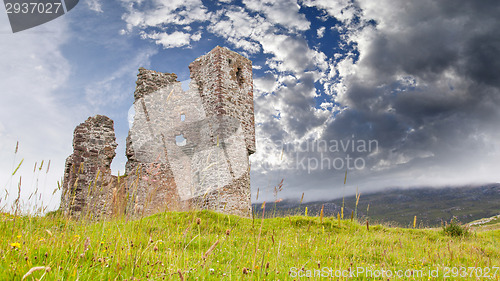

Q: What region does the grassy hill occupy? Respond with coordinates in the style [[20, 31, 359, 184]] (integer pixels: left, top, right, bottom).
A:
[[253, 184, 500, 227], [469, 215, 500, 231], [1, 210, 499, 280]]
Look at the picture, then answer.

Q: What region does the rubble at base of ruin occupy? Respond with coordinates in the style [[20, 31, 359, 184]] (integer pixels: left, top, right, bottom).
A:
[[59, 46, 255, 218]]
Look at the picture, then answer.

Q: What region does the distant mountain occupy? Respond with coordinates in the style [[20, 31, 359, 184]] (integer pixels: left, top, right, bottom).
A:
[[252, 183, 500, 227]]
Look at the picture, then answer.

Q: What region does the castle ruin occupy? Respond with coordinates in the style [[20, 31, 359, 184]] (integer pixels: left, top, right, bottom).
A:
[[60, 46, 255, 218]]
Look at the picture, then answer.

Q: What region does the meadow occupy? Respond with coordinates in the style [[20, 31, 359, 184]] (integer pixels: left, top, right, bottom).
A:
[[1, 208, 499, 280], [2, 147, 499, 280]]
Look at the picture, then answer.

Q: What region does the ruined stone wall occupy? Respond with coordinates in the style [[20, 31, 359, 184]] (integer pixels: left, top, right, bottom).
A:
[[186, 46, 255, 216], [125, 68, 185, 215], [190, 46, 255, 155], [60, 115, 118, 218], [60, 47, 255, 218]]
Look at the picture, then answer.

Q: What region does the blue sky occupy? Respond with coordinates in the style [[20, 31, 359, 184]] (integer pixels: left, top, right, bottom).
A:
[[1, 0, 500, 212]]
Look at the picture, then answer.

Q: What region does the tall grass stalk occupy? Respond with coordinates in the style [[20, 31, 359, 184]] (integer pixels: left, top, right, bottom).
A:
[[354, 186, 361, 220], [320, 205, 324, 223], [253, 201, 266, 269], [340, 169, 347, 220]]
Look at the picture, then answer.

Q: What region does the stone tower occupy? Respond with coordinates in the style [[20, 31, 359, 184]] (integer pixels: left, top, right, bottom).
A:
[[60, 115, 120, 217], [60, 46, 255, 218]]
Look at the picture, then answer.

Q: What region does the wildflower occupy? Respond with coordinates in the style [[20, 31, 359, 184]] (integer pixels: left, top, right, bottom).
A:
[[11, 242, 21, 249]]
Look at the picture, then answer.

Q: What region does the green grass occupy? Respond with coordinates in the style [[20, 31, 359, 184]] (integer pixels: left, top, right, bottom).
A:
[[1, 211, 499, 280], [469, 215, 500, 232]]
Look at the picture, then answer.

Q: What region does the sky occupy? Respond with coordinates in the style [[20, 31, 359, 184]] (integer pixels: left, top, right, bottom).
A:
[[1, 0, 499, 212]]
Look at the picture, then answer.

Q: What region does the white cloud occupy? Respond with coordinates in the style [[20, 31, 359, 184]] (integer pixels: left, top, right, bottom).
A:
[[121, 0, 210, 30], [317, 26, 326, 38], [259, 34, 328, 73], [301, 0, 359, 25], [141, 31, 195, 49], [120, 0, 210, 48], [243, 0, 310, 31], [87, 0, 103, 13], [320, 102, 333, 109], [191, 31, 202, 41], [207, 8, 270, 53]]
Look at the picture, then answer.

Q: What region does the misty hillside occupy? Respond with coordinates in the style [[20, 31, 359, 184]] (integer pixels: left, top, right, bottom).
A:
[[252, 183, 500, 227]]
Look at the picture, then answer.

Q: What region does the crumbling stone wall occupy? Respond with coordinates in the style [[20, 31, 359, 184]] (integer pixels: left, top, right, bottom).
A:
[[190, 46, 255, 155], [60, 46, 255, 218], [186, 46, 255, 216], [124, 68, 184, 216], [60, 115, 118, 218]]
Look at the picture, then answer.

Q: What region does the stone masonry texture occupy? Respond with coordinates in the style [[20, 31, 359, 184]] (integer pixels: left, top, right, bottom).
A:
[[60, 46, 255, 218], [60, 115, 119, 218]]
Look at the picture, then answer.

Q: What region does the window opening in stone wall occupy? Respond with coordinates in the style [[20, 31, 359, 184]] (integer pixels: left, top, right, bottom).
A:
[[181, 114, 186, 122], [236, 66, 244, 86], [175, 134, 187, 146]]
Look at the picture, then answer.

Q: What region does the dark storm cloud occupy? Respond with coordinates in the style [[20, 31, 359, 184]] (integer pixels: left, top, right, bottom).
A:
[[330, 0, 500, 181], [358, 0, 500, 88], [279, 73, 328, 137], [251, 0, 500, 202], [464, 34, 500, 88]]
